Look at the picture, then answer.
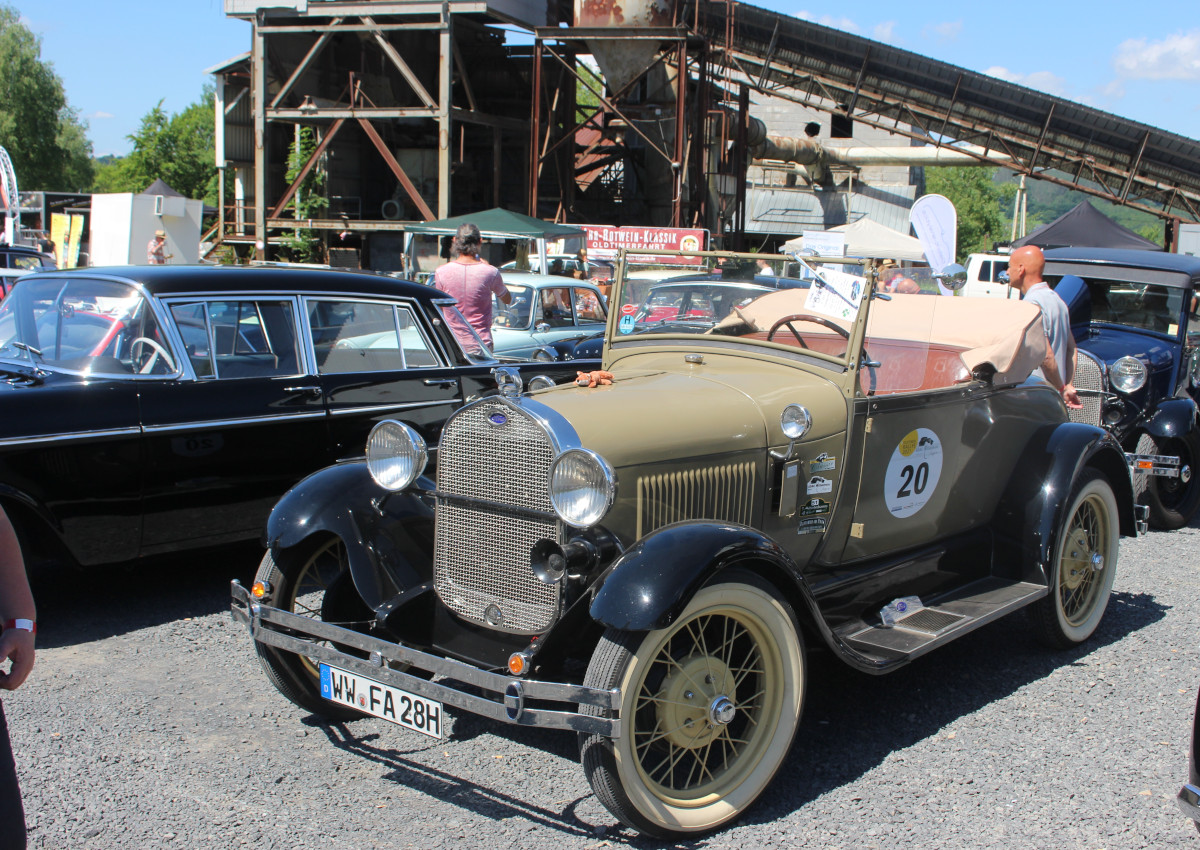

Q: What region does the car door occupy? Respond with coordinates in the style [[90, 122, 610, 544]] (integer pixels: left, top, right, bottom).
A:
[[304, 296, 465, 458], [137, 296, 331, 556], [529, 284, 608, 348]]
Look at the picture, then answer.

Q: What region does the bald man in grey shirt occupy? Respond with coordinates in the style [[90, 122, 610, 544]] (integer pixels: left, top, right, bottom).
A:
[[1007, 245, 1081, 408]]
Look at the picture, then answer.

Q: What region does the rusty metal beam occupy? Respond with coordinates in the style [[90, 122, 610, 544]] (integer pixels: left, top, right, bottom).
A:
[[357, 117, 436, 221], [270, 19, 343, 109], [363, 15, 437, 109], [1120, 131, 1151, 203], [269, 119, 346, 219]]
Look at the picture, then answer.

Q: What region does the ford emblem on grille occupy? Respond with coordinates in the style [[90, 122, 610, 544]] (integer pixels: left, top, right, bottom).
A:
[[488, 412, 508, 426]]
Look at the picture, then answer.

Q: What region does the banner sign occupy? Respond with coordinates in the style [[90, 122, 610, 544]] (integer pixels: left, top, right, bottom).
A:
[[800, 230, 847, 257], [910, 194, 957, 294], [583, 225, 708, 265]]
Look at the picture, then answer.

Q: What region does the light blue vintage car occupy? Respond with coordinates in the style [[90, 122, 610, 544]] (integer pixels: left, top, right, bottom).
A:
[[489, 271, 608, 361]]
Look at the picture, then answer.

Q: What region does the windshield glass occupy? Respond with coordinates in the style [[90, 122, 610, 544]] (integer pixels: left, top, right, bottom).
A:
[[0, 276, 156, 374], [436, 302, 496, 363], [494, 284, 533, 329], [610, 255, 863, 365], [1050, 275, 1185, 337]]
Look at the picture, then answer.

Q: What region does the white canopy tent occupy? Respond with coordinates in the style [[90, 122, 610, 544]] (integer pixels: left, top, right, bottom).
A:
[[784, 217, 927, 262]]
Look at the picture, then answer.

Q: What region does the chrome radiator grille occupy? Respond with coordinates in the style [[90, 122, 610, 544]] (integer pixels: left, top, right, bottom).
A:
[[636, 462, 757, 538], [433, 400, 563, 634], [1069, 351, 1106, 427]]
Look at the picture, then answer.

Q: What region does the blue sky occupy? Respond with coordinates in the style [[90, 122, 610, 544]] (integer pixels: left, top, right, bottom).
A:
[[14, 0, 1200, 158]]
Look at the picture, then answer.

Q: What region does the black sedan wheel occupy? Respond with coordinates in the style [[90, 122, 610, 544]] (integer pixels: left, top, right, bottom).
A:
[[579, 574, 805, 837], [253, 537, 371, 720], [1144, 430, 1200, 530], [1031, 469, 1119, 649]]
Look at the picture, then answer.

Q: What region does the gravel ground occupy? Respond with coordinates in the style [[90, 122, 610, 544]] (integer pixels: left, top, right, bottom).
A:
[[6, 520, 1200, 850]]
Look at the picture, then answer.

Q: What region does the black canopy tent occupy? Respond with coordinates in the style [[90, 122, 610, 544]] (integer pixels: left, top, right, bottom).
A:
[[1012, 201, 1162, 251]]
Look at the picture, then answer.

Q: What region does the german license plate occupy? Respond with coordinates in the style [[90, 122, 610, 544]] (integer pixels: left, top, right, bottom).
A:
[[319, 663, 442, 739]]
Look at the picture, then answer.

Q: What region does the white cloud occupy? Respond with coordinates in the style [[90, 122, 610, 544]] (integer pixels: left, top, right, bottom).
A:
[[88, 111, 114, 120], [1113, 30, 1200, 80], [873, 21, 899, 43], [794, 11, 860, 34], [922, 20, 962, 41], [984, 65, 1069, 97]]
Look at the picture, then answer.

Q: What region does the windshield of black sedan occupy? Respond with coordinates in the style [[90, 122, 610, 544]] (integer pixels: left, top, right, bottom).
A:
[[0, 277, 152, 373]]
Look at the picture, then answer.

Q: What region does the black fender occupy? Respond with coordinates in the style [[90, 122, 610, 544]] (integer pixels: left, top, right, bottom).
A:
[[265, 462, 435, 611], [994, 422, 1135, 586], [1140, 396, 1199, 442], [589, 521, 808, 633], [587, 520, 913, 675]]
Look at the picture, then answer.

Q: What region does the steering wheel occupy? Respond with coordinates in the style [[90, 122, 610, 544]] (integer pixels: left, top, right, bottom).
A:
[[131, 336, 177, 374], [767, 313, 851, 350]]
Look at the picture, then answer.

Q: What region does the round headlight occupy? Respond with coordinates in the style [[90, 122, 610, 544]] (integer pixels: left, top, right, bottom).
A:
[[781, 404, 812, 440], [549, 449, 615, 528], [527, 374, 556, 392], [366, 420, 427, 491], [533, 346, 557, 363], [1109, 356, 1148, 393]]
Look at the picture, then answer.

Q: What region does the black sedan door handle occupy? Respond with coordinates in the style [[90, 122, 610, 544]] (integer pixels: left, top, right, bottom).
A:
[[285, 385, 322, 397], [423, 378, 457, 388]]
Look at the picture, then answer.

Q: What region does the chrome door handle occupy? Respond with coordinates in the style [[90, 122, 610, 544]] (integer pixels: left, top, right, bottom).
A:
[[285, 385, 322, 397], [423, 378, 457, 387]]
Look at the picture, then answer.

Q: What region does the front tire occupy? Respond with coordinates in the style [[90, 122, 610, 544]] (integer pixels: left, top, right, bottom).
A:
[[1143, 429, 1200, 530], [1031, 469, 1119, 649], [253, 537, 371, 719], [579, 575, 805, 838]]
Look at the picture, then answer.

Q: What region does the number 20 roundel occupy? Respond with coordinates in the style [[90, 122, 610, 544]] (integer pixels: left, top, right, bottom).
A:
[[884, 428, 943, 518]]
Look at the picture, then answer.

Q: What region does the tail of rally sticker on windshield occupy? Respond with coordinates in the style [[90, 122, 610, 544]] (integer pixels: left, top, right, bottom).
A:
[[884, 428, 943, 518]]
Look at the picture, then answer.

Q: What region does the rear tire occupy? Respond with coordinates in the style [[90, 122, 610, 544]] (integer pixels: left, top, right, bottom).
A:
[[253, 538, 371, 720], [1143, 429, 1200, 530], [1031, 469, 1118, 649], [578, 574, 805, 838]]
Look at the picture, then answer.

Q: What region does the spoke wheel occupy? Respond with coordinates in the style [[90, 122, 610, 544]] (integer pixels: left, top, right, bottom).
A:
[[580, 575, 804, 837], [1144, 430, 1200, 530], [253, 537, 372, 719], [1031, 469, 1119, 648]]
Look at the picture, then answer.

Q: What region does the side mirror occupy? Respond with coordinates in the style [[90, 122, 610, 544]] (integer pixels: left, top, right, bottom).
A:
[[933, 263, 968, 291]]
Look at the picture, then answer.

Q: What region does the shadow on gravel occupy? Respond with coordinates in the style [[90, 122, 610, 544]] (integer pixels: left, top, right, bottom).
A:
[[27, 541, 264, 648], [744, 588, 1169, 831], [293, 590, 1167, 846], [311, 719, 614, 842]]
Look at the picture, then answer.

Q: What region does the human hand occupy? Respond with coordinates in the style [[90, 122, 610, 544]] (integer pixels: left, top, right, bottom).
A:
[[575, 370, 614, 388], [0, 627, 35, 691], [1063, 383, 1082, 409]]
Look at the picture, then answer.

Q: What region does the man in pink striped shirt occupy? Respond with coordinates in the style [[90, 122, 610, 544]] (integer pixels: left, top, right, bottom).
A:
[[433, 223, 511, 350]]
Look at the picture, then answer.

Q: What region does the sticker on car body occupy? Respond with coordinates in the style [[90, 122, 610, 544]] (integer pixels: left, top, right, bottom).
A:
[[800, 498, 830, 517], [810, 453, 836, 473], [797, 517, 827, 535], [807, 475, 833, 495], [884, 428, 943, 518]]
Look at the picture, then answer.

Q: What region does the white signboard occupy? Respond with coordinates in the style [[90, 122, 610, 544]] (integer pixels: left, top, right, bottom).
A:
[[801, 230, 847, 257]]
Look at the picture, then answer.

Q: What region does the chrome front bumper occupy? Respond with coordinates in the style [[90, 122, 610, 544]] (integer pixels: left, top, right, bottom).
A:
[[230, 580, 621, 737], [1179, 783, 1200, 823]]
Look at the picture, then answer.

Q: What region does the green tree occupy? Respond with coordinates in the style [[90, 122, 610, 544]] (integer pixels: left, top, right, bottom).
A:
[[279, 124, 328, 264], [0, 5, 93, 191], [924, 166, 1016, 261], [93, 89, 216, 202]]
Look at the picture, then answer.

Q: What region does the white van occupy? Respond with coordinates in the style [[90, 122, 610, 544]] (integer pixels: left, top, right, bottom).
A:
[[962, 252, 1016, 299]]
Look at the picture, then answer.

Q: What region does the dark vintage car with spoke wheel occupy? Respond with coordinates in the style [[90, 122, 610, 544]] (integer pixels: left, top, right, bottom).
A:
[[1046, 248, 1200, 529], [234, 250, 1140, 837]]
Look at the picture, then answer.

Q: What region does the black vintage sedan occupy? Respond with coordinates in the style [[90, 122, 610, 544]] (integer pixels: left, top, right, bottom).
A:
[[0, 264, 571, 568], [1046, 248, 1200, 529]]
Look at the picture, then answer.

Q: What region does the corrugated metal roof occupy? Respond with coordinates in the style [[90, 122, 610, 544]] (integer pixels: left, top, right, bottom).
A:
[[745, 185, 916, 236]]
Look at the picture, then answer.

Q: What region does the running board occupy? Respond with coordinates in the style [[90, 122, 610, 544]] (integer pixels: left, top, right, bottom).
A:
[[842, 578, 1047, 662]]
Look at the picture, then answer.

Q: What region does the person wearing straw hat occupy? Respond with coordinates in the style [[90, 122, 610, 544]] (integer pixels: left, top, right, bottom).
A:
[[146, 230, 173, 265]]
